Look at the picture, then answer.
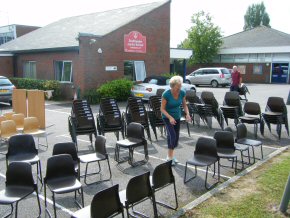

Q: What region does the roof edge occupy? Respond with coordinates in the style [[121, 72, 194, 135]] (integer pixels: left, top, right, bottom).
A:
[[2, 46, 79, 54]]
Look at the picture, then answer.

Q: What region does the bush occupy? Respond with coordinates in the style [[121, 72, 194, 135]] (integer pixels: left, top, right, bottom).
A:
[[9, 77, 61, 100], [83, 89, 99, 104], [97, 79, 133, 101], [161, 72, 179, 79], [83, 79, 133, 104]]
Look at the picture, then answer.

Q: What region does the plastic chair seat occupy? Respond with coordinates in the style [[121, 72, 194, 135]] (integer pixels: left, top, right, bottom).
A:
[[79, 153, 106, 163], [72, 205, 90, 218], [186, 155, 218, 167], [239, 116, 260, 123], [236, 138, 262, 147], [116, 138, 144, 148], [0, 186, 34, 204], [235, 143, 250, 151], [118, 189, 127, 206], [217, 148, 237, 158], [46, 176, 82, 194], [8, 153, 40, 165], [263, 111, 283, 116]]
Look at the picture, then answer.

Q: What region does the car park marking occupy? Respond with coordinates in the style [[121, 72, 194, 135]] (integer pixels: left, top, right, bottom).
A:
[[0, 172, 74, 216]]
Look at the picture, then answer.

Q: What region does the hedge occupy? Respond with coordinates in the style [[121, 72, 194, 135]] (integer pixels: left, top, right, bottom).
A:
[[9, 78, 61, 100]]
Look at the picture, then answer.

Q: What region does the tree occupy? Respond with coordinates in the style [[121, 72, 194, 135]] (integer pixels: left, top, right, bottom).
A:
[[180, 11, 223, 64], [244, 2, 270, 30]]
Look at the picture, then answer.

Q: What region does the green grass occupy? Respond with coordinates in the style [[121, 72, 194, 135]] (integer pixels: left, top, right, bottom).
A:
[[182, 152, 290, 218]]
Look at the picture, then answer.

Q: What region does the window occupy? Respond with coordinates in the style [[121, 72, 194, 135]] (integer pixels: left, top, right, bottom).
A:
[[253, 65, 263, 75], [207, 70, 219, 75], [23, 61, 36, 78], [221, 69, 230, 74], [54, 61, 72, 82], [124, 60, 146, 81]]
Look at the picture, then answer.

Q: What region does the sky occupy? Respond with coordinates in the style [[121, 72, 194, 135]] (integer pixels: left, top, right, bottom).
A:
[[0, 0, 289, 47]]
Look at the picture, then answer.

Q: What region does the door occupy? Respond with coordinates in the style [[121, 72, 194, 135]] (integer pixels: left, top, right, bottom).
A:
[[271, 63, 289, 83], [134, 61, 146, 81]]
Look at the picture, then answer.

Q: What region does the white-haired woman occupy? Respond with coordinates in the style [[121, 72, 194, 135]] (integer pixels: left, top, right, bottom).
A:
[[160, 75, 191, 165]]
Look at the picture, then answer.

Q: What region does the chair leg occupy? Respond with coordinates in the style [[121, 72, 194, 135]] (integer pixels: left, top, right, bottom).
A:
[[252, 145, 256, 163], [15, 201, 19, 218], [36, 189, 41, 217], [52, 193, 57, 218], [260, 145, 264, 159], [186, 122, 190, 137], [184, 163, 197, 183], [240, 150, 244, 169], [3, 204, 13, 218]]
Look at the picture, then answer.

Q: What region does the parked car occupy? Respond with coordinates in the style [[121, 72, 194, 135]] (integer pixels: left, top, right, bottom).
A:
[[0, 76, 15, 105], [131, 76, 196, 100], [185, 67, 232, 87]]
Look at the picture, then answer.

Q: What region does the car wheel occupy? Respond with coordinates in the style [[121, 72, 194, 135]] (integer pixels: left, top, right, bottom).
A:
[[211, 80, 219, 88], [190, 87, 196, 92], [185, 80, 191, 84]]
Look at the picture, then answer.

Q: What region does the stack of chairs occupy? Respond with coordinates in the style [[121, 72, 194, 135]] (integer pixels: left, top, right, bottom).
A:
[[96, 98, 124, 140], [68, 100, 97, 150], [262, 97, 289, 139], [186, 90, 202, 126], [124, 97, 152, 142], [196, 91, 224, 129], [220, 91, 243, 128], [238, 84, 250, 102], [148, 95, 165, 140]]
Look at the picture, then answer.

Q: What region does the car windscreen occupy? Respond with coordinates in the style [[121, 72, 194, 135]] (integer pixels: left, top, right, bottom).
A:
[[148, 79, 158, 84], [221, 69, 230, 74], [0, 78, 13, 86]]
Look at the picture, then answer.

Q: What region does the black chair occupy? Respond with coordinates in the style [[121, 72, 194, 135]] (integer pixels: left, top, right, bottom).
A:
[[79, 135, 112, 185], [44, 154, 84, 218], [180, 104, 191, 137], [198, 91, 224, 129], [239, 102, 264, 139], [0, 162, 41, 218], [151, 160, 178, 211], [119, 172, 158, 218], [262, 97, 289, 139], [6, 134, 43, 185], [68, 99, 97, 150], [52, 142, 80, 179], [184, 137, 220, 190], [238, 84, 250, 102], [96, 98, 125, 140], [72, 184, 124, 218], [214, 131, 240, 174], [220, 91, 243, 127], [148, 95, 165, 140], [115, 122, 149, 167], [124, 97, 152, 142], [236, 123, 263, 164], [156, 88, 165, 97]]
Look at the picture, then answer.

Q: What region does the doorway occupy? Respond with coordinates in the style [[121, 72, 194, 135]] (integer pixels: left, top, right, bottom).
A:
[[271, 63, 289, 83]]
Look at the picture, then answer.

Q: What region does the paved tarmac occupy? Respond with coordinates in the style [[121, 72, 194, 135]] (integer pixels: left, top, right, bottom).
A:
[[0, 84, 289, 218]]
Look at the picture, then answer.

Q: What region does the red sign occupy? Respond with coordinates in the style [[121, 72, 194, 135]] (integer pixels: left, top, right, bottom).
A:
[[124, 31, 146, 53]]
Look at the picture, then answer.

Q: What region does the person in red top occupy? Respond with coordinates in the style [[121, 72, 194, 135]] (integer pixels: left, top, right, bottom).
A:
[[230, 65, 242, 92]]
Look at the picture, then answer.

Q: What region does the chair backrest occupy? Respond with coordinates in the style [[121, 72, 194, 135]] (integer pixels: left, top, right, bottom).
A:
[[95, 135, 107, 155], [214, 131, 235, 151], [12, 113, 25, 128], [156, 89, 165, 97], [236, 123, 247, 139], [45, 154, 76, 182], [6, 162, 34, 187], [152, 160, 174, 190], [149, 96, 162, 119], [1, 120, 17, 138], [201, 91, 213, 104], [186, 89, 201, 104], [126, 122, 145, 139], [91, 184, 123, 218], [52, 142, 78, 162], [266, 97, 285, 113], [23, 117, 40, 133], [126, 171, 152, 205], [224, 91, 240, 106], [7, 134, 37, 156], [244, 102, 261, 115], [224, 126, 233, 133], [194, 137, 218, 158], [3, 112, 15, 120]]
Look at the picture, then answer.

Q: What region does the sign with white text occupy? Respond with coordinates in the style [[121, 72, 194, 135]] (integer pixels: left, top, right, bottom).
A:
[[124, 31, 146, 53]]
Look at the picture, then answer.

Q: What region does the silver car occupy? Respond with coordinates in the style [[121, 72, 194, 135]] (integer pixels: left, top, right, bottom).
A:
[[131, 76, 196, 100], [185, 67, 232, 87], [0, 76, 15, 105]]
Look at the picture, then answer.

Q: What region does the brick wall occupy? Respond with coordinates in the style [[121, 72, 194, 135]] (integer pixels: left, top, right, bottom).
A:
[[0, 56, 14, 77], [187, 63, 271, 83]]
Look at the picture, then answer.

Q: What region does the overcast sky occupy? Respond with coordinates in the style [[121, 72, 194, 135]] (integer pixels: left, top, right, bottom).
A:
[[0, 0, 289, 47]]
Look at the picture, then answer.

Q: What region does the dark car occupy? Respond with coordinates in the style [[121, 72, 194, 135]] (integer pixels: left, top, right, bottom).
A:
[[0, 76, 15, 105]]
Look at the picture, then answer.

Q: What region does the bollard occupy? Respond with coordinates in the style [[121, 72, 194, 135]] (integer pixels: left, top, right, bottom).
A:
[[279, 173, 290, 213]]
